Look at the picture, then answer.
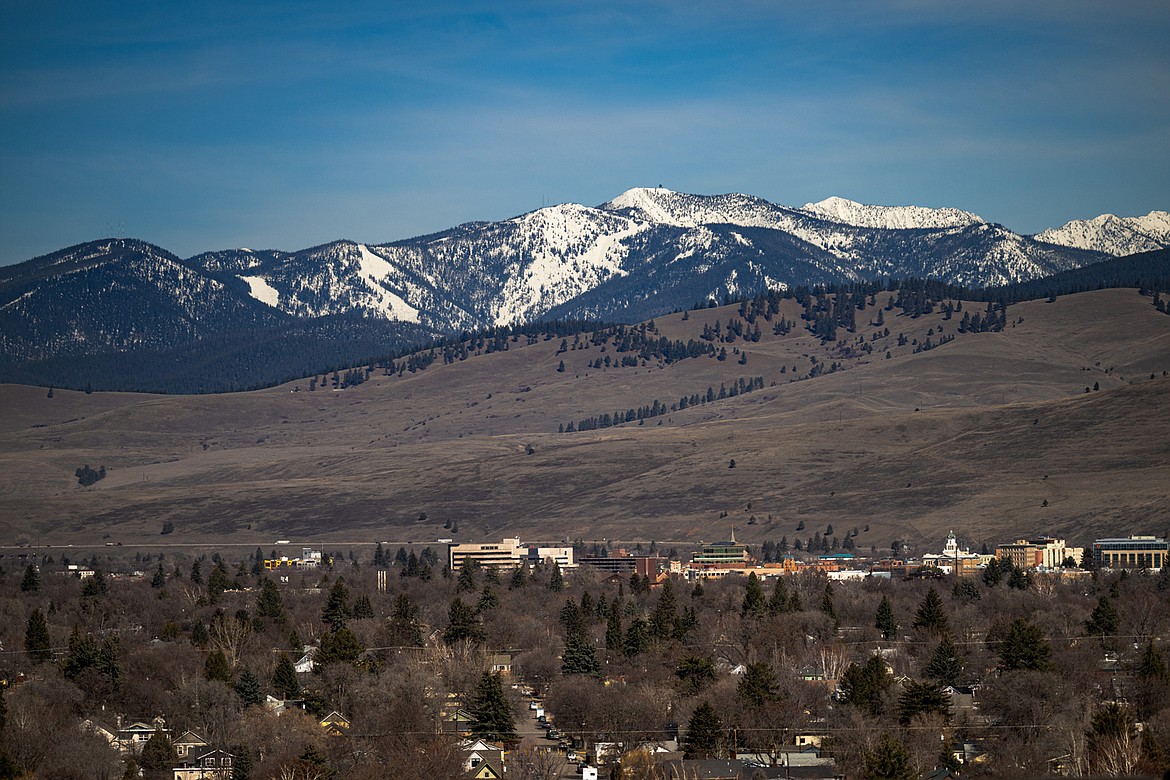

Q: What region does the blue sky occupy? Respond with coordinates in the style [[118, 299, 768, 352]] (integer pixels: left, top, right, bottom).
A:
[[1, 1, 1168, 265]]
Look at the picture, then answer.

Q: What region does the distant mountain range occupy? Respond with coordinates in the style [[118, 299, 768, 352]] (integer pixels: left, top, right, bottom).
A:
[[1, 188, 1167, 392]]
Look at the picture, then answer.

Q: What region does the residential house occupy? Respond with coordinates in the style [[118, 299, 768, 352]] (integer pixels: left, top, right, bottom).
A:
[[115, 716, 168, 754], [79, 718, 117, 748], [173, 731, 210, 762], [293, 645, 315, 674], [173, 748, 234, 780], [487, 652, 512, 675], [461, 738, 504, 779], [318, 711, 351, 736]]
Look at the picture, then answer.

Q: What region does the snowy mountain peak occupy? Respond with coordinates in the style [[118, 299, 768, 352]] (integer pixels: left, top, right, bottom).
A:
[[1035, 210, 1170, 256], [602, 187, 688, 225], [799, 196, 985, 230]]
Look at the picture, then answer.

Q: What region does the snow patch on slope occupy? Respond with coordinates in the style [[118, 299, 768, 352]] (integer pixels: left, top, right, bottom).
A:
[[492, 204, 646, 326], [357, 244, 421, 323], [240, 275, 280, 307]]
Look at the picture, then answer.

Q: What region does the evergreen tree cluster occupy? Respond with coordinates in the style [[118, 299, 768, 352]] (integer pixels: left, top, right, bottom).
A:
[[560, 376, 765, 433], [74, 464, 106, 487]]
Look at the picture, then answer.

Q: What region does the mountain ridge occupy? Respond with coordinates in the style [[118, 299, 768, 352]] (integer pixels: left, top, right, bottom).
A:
[[1, 189, 1163, 392]]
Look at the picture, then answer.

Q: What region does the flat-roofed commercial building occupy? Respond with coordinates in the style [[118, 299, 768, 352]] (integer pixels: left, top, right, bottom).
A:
[[529, 545, 576, 569], [449, 538, 526, 570], [1093, 536, 1167, 570], [996, 537, 1081, 570], [448, 538, 577, 571]]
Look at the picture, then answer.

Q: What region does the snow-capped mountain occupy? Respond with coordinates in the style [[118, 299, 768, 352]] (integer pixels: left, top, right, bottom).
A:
[[0, 239, 277, 363], [2, 186, 1150, 391], [798, 196, 984, 230], [192, 188, 1109, 332], [1035, 211, 1170, 256]]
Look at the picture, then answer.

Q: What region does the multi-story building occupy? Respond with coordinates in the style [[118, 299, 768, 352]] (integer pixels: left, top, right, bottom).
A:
[[448, 538, 577, 571], [922, 531, 984, 574], [529, 545, 575, 569], [1093, 536, 1168, 570], [687, 531, 754, 578], [448, 538, 527, 570], [265, 548, 325, 571], [996, 537, 1080, 570], [579, 552, 665, 577], [690, 531, 750, 567]]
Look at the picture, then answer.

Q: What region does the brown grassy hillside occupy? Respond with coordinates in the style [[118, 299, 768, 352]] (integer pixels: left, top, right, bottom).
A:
[[1, 288, 1168, 552]]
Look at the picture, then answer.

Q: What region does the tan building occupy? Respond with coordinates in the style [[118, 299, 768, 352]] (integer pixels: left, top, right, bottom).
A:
[[448, 538, 577, 570], [449, 538, 526, 570], [996, 537, 1080, 570]]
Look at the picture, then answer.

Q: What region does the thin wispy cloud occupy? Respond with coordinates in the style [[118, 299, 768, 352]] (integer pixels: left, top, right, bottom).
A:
[[1, 0, 1167, 263]]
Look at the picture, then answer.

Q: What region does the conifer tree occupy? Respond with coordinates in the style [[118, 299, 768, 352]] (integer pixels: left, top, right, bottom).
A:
[[995, 618, 1053, 671], [272, 653, 300, 699], [351, 593, 375, 620], [676, 655, 716, 694], [140, 732, 178, 780], [741, 572, 766, 617], [737, 662, 779, 707], [875, 595, 897, 640], [897, 679, 950, 725], [1084, 596, 1120, 637], [821, 583, 838, 626], [548, 561, 564, 591], [561, 634, 601, 676], [151, 564, 166, 589], [321, 578, 350, 632], [509, 564, 527, 589], [863, 732, 914, 780], [605, 603, 623, 658], [912, 587, 949, 636], [20, 563, 41, 593], [205, 649, 233, 682], [650, 579, 678, 640], [235, 668, 263, 707], [839, 653, 891, 717], [443, 597, 485, 645], [924, 634, 963, 687], [256, 578, 284, 620], [683, 702, 723, 759], [624, 617, 650, 657], [469, 671, 517, 746], [456, 559, 479, 593], [62, 626, 99, 679], [768, 577, 790, 615], [314, 627, 364, 670], [24, 608, 51, 663]]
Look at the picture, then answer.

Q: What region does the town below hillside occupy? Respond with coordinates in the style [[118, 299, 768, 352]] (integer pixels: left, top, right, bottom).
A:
[[0, 534, 1167, 779]]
